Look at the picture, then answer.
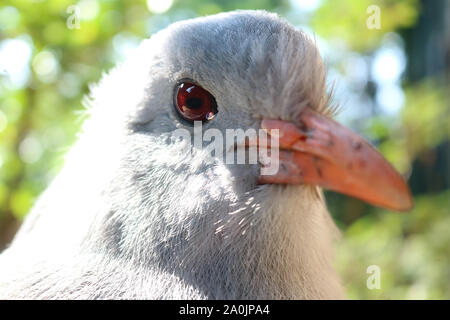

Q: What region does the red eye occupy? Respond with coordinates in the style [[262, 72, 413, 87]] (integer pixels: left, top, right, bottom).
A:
[[175, 82, 218, 122]]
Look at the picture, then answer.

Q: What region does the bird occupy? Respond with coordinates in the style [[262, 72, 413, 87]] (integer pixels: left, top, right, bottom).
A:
[[0, 10, 412, 299]]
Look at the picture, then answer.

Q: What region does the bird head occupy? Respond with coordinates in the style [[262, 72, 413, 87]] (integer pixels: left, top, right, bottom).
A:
[[95, 10, 411, 216]]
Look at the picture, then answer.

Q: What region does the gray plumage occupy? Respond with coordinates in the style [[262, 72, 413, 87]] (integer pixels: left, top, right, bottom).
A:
[[0, 10, 344, 299]]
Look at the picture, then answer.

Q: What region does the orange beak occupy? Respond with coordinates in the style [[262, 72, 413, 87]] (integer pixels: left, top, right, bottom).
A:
[[258, 108, 413, 212]]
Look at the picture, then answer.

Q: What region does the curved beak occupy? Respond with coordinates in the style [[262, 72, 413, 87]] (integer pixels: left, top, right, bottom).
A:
[[258, 108, 413, 212]]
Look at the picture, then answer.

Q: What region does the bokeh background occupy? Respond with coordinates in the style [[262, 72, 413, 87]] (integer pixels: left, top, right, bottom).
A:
[[0, 0, 449, 299]]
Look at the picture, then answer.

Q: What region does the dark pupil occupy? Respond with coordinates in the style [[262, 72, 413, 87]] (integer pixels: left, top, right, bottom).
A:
[[185, 97, 203, 109]]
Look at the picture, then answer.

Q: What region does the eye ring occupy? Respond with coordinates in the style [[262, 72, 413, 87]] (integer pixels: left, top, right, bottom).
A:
[[173, 80, 218, 123]]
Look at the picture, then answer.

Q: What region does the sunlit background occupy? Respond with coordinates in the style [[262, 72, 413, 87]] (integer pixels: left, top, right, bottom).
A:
[[0, 0, 449, 299]]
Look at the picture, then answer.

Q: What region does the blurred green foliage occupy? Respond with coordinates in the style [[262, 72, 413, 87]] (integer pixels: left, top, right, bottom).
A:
[[337, 190, 450, 299], [312, 0, 419, 51], [0, 0, 449, 299]]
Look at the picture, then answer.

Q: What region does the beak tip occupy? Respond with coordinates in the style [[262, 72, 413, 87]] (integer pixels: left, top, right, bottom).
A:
[[388, 187, 414, 212], [399, 194, 415, 212]]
